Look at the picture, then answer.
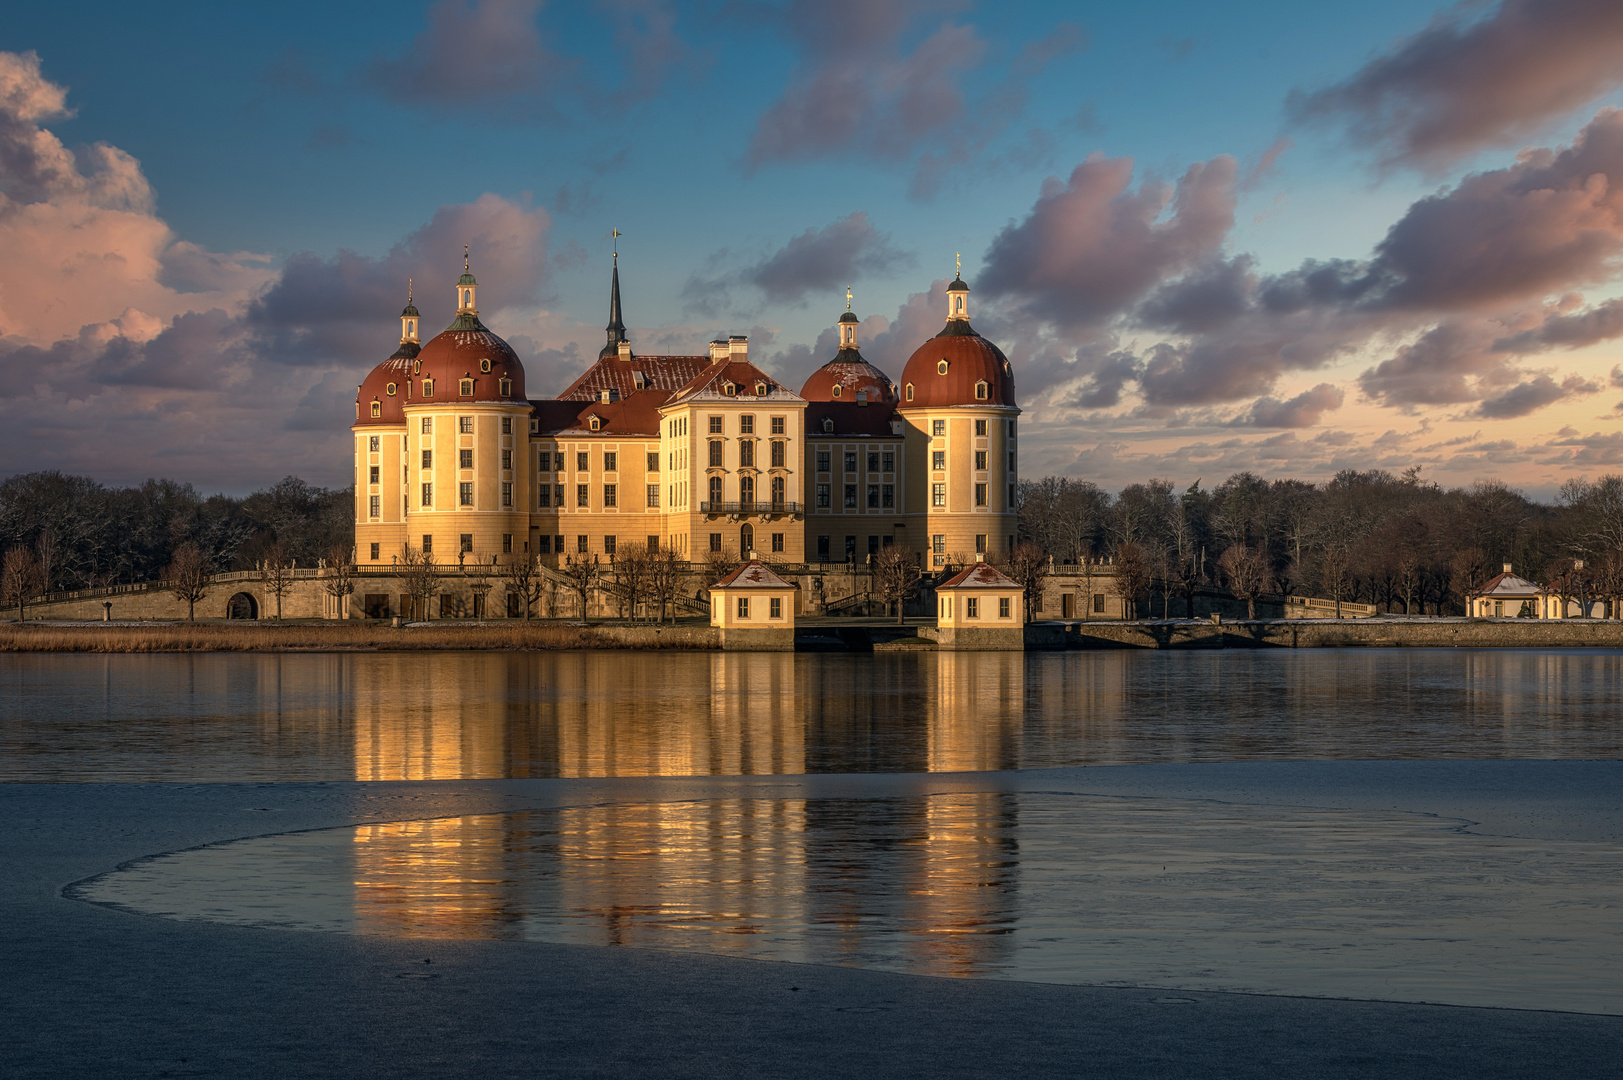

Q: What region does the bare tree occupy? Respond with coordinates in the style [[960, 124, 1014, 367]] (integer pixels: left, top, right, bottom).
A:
[[646, 548, 688, 624], [504, 553, 545, 620], [257, 541, 294, 620], [165, 542, 210, 621], [1592, 550, 1623, 619], [609, 546, 651, 620], [701, 545, 739, 588], [323, 545, 356, 619], [2, 546, 40, 620], [1001, 542, 1050, 621], [1544, 557, 1583, 618], [1113, 542, 1151, 620], [871, 545, 922, 623], [34, 527, 57, 597], [1217, 544, 1271, 620], [1450, 547, 1491, 615], [398, 545, 440, 621], [560, 555, 600, 621], [459, 553, 495, 619]]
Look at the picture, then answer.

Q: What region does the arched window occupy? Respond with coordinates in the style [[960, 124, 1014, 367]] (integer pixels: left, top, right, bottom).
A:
[[370, 401, 381, 418], [740, 475, 755, 505], [822, 418, 834, 433], [708, 475, 723, 505], [937, 360, 949, 375], [498, 377, 512, 396], [386, 382, 397, 396], [723, 382, 736, 396], [955, 296, 964, 314], [755, 382, 768, 396], [589, 416, 602, 431], [771, 475, 785, 505], [905, 383, 914, 401]]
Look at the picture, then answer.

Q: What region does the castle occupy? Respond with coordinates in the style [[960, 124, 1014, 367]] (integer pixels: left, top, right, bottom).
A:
[[352, 254, 1018, 572]]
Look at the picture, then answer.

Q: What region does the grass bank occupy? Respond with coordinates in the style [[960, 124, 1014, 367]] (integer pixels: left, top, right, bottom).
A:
[[0, 621, 714, 653]]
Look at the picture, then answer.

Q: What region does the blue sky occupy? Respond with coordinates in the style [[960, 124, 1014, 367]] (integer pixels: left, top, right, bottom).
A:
[[3, 0, 1623, 493]]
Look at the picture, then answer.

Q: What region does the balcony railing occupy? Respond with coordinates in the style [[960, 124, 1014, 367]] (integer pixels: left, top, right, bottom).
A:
[[699, 501, 802, 515]]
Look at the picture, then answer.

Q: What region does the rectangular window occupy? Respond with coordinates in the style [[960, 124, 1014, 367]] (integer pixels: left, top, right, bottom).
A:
[[710, 533, 723, 553], [604, 535, 616, 555], [647, 452, 659, 472], [867, 485, 879, 508], [502, 417, 512, 435], [932, 451, 946, 471], [770, 597, 782, 619], [538, 485, 551, 507], [577, 451, 589, 472], [369, 435, 380, 452], [740, 415, 754, 434], [771, 532, 784, 553], [976, 534, 986, 553], [421, 417, 432, 434], [932, 419, 945, 437], [499, 533, 510, 554], [1094, 593, 1106, 613], [459, 482, 473, 506], [816, 451, 831, 473], [740, 441, 755, 467], [771, 416, 785, 434], [867, 452, 879, 472], [975, 483, 987, 507], [647, 535, 659, 552], [817, 535, 830, 559], [555, 484, 565, 506], [737, 597, 750, 619], [538, 535, 552, 554], [604, 452, 617, 472], [502, 482, 512, 507], [423, 534, 433, 554], [881, 484, 894, 508], [843, 452, 857, 473], [1008, 451, 1016, 471], [369, 542, 380, 561], [576, 484, 589, 507], [538, 451, 551, 472], [421, 482, 433, 507], [1000, 597, 1011, 619], [460, 448, 473, 470], [369, 465, 380, 484], [816, 483, 831, 508], [845, 536, 857, 559], [422, 379, 434, 397], [459, 416, 474, 434], [967, 597, 979, 619], [577, 535, 589, 554], [932, 534, 945, 553], [368, 495, 380, 518], [502, 449, 512, 470], [882, 452, 894, 472], [709, 441, 724, 467], [975, 451, 986, 470], [422, 449, 432, 469], [646, 484, 660, 508], [557, 535, 565, 554], [459, 533, 472, 554], [771, 441, 785, 467], [868, 535, 880, 555], [975, 419, 986, 436], [604, 484, 617, 507], [844, 484, 857, 508], [1009, 484, 1016, 507], [709, 415, 723, 434], [1008, 420, 1016, 436], [933, 483, 947, 507]]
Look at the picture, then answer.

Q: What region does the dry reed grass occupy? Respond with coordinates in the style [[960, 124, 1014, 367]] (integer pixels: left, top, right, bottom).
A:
[[0, 621, 713, 653]]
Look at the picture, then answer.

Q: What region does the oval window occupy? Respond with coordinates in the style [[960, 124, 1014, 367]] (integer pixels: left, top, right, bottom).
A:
[[937, 360, 949, 374], [386, 382, 397, 396], [831, 384, 841, 398], [412, 360, 421, 375], [480, 358, 491, 373]]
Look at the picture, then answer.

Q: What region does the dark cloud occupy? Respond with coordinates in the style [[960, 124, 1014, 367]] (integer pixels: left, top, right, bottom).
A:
[[1358, 316, 1519, 408], [1067, 350, 1141, 409], [1291, 0, 1623, 172], [1493, 297, 1623, 353], [1477, 373, 1601, 418], [749, 213, 908, 302], [1244, 383, 1345, 428]]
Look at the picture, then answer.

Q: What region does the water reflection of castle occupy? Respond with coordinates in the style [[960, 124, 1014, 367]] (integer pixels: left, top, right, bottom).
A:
[[346, 653, 1029, 975]]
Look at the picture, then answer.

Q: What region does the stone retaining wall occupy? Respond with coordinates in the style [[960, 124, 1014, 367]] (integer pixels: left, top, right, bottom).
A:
[[1057, 617, 1623, 649]]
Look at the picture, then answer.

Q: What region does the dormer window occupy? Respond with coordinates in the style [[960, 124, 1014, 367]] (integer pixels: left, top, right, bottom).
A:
[[422, 379, 434, 397], [499, 377, 512, 396], [589, 416, 602, 431], [905, 383, 915, 401], [460, 378, 475, 396], [822, 418, 834, 433], [974, 380, 989, 400], [723, 382, 737, 396], [480, 358, 491, 373], [938, 359, 950, 375], [756, 382, 768, 396], [386, 382, 397, 396], [831, 384, 841, 398], [370, 400, 381, 418]]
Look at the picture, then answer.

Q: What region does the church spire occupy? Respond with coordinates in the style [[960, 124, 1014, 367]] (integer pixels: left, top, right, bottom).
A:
[[603, 230, 628, 358]]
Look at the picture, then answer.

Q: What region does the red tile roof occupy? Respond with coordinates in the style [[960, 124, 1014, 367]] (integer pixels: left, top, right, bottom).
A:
[[711, 559, 795, 589], [937, 562, 1020, 589], [557, 354, 712, 401]]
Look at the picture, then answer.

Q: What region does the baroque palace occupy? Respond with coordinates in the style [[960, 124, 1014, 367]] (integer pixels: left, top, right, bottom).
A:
[[352, 254, 1019, 570]]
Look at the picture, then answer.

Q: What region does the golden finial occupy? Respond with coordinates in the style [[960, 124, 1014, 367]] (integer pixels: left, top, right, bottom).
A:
[[846, 286, 852, 311], [407, 278, 413, 303], [464, 244, 469, 272], [955, 251, 962, 278], [612, 227, 621, 259]]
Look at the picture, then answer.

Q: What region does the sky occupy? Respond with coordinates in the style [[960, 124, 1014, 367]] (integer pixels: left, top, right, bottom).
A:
[[3, 0, 1623, 496]]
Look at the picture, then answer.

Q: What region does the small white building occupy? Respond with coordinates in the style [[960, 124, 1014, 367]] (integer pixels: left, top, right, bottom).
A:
[[709, 559, 796, 650], [930, 559, 1025, 650], [1472, 564, 1544, 618]]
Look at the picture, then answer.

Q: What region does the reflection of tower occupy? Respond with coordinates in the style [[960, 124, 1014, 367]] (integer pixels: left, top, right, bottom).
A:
[[925, 652, 1025, 772]]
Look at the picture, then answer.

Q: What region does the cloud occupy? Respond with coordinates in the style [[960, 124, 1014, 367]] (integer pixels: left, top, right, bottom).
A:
[[1493, 297, 1623, 352], [978, 153, 1238, 333], [1244, 383, 1345, 428], [681, 212, 910, 313], [1291, 0, 1623, 172], [1476, 373, 1601, 418]]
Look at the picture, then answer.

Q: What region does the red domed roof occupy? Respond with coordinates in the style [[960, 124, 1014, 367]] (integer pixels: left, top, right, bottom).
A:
[[898, 323, 1015, 409], [410, 317, 527, 405], [354, 343, 418, 427], [799, 348, 897, 404]]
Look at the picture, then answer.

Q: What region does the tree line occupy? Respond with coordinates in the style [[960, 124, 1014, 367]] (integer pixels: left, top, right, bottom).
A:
[[1017, 470, 1623, 617]]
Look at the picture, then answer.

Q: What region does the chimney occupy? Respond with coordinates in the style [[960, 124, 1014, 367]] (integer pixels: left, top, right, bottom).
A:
[[599, 388, 620, 404], [709, 339, 728, 362], [1503, 562, 1513, 574], [975, 552, 984, 563], [617, 341, 632, 361], [728, 335, 748, 361]]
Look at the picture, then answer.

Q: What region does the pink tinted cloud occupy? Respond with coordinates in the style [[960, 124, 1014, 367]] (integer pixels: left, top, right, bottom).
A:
[[1291, 0, 1623, 172]]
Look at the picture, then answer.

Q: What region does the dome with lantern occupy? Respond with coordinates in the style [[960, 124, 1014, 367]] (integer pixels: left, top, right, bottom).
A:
[[898, 274, 1015, 409], [409, 253, 527, 406], [799, 297, 897, 404], [354, 287, 424, 427]]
